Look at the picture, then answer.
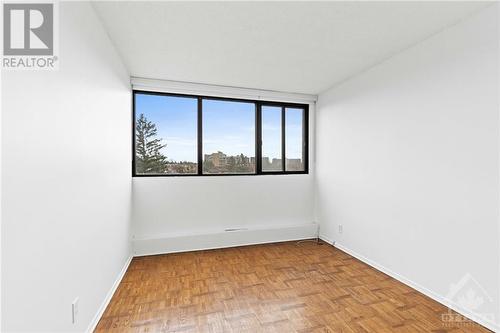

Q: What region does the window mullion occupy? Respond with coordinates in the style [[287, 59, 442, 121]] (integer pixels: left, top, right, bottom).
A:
[[256, 103, 262, 174], [281, 106, 286, 173], [303, 107, 308, 173], [197, 97, 203, 175]]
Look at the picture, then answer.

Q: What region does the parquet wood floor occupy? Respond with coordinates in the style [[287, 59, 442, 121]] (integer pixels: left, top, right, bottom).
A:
[[95, 241, 491, 332]]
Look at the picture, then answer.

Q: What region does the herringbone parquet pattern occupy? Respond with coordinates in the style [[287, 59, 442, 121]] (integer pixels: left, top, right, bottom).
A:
[[95, 241, 491, 332]]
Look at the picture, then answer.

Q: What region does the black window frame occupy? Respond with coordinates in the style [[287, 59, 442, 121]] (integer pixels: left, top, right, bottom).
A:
[[132, 90, 309, 177]]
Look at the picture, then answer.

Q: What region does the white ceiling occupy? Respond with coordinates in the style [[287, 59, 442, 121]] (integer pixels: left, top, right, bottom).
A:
[[93, 1, 489, 95]]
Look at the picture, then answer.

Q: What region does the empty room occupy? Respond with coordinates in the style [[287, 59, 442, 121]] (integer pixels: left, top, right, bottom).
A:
[[2, 1, 500, 332]]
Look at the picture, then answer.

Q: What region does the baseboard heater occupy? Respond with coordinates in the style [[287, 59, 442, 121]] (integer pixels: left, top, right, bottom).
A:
[[224, 228, 249, 232]]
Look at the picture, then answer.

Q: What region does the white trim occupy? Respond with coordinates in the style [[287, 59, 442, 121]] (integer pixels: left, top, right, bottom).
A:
[[85, 236, 499, 332], [133, 223, 318, 257], [333, 242, 500, 333], [497, 3, 500, 328], [319, 234, 335, 246], [131, 77, 318, 104], [0, 64, 2, 333], [86, 255, 133, 333]]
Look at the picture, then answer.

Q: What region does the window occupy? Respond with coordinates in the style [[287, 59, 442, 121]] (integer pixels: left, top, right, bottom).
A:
[[203, 99, 256, 174], [134, 93, 198, 175], [133, 91, 308, 176], [285, 108, 305, 172], [261, 106, 282, 172]]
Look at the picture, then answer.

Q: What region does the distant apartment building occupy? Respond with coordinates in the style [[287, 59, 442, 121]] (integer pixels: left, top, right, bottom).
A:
[[234, 154, 250, 165], [204, 152, 252, 166], [204, 152, 300, 171], [286, 158, 303, 171], [262, 157, 282, 171], [262, 157, 302, 171], [204, 151, 228, 167]]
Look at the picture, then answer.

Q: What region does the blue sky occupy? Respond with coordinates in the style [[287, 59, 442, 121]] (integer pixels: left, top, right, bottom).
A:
[[135, 93, 302, 163], [286, 108, 303, 161], [262, 106, 282, 160], [136, 93, 198, 162], [203, 99, 255, 157]]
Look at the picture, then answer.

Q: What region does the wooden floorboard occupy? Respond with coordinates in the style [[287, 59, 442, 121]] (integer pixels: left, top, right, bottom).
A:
[[95, 241, 491, 332]]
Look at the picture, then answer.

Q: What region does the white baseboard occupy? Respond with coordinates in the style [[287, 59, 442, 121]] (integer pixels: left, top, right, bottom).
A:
[[89, 235, 498, 333], [86, 225, 316, 331], [332, 242, 500, 333], [133, 223, 318, 256], [86, 255, 133, 333], [319, 234, 334, 246]]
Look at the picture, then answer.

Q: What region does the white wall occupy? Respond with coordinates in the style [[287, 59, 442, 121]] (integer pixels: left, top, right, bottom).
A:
[[1, 2, 131, 332], [317, 4, 500, 331], [133, 175, 314, 237], [132, 104, 316, 255]]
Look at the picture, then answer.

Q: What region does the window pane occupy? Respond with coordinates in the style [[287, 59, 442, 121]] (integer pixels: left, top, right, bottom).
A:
[[262, 106, 282, 172], [285, 108, 304, 171], [135, 93, 197, 174], [203, 99, 255, 174]]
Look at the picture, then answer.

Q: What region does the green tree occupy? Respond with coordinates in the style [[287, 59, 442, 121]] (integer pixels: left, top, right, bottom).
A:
[[135, 114, 168, 174]]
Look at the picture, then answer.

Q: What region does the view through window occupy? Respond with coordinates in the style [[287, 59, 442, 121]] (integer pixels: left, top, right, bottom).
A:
[[261, 106, 282, 172], [135, 93, 197, 175], [133, 91, 308, 176], [203, 99, 256, 174], [285, 108, 305, 171]]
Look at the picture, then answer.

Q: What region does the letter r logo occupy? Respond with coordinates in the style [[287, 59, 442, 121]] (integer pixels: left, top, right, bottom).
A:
[[3, 3, 53, 56]]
